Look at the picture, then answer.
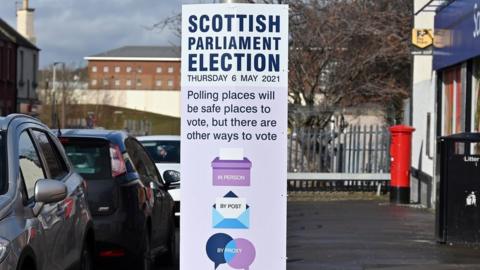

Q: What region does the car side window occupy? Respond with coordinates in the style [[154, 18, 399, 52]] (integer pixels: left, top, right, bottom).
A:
[[31, 130, 68, 180], [139, 146, 163, 187], [126, 138, 162, 186], [18, 131, 45, 200], [126, 139, 149, 185]]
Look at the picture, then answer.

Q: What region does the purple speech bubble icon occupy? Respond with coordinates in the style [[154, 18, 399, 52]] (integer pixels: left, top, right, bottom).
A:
[[224, 238, 256, 270]]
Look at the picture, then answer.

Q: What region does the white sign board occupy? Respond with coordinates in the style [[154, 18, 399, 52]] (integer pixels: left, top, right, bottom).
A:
[[181, 4, 288, 270]]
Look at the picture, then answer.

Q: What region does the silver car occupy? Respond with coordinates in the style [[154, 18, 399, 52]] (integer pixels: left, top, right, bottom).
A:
[[0, 114, 94, 270]]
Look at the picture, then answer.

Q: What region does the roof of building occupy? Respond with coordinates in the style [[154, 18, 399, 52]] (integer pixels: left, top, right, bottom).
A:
[[0, 18, 39, 50], [85, 46, 180, 61], [0, 28, 9, 42]]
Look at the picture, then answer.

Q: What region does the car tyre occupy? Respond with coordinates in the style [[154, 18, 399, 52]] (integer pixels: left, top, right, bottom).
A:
[[80, 240, 94, 270], [17, 255, 36, 270]]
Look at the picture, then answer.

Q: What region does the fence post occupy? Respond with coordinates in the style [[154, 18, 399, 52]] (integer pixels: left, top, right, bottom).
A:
[[306, 127, 312, 172], [374, 125, 379, 173]]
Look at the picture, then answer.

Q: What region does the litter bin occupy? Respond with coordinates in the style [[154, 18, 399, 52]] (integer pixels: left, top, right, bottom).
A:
[[436, 133, 480, 245]]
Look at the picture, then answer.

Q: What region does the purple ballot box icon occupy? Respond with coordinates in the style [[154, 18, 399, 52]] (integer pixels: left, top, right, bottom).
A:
[[212, 157, 252, 186]]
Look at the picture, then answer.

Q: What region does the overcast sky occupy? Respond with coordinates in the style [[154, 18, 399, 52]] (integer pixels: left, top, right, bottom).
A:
[[0, 0, 215, 67]]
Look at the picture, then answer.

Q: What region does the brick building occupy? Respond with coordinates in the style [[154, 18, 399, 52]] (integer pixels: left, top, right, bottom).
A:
[[0, 17, 39, 116], [0, 24, 17, 116], [85, 46, 180, 90]]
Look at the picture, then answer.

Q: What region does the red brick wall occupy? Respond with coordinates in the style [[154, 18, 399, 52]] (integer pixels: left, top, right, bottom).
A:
[[87, 60, 181, 90]]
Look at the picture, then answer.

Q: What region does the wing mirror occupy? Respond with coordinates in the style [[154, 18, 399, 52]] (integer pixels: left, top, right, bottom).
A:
[[163, 170, 180, 187], [35, 179, 67, 204]]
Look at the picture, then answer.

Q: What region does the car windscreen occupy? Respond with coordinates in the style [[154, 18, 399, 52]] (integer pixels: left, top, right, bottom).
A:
[[140, 140, 180, 164], [61, 139, 111, 180]]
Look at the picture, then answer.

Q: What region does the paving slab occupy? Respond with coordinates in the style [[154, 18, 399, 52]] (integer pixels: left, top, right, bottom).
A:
[[287, 200, 480, 270]]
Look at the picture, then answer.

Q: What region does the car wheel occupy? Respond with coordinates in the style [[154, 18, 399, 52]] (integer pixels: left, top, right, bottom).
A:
[[17, 255, 36, 270], [137, 229, 152, 270], [80, 241, 93, 270]]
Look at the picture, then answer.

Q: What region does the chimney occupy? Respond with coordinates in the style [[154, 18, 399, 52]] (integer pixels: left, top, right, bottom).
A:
[[17, 0, 36, 44]]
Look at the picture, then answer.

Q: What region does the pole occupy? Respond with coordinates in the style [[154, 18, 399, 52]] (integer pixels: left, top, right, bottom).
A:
[[61, 63, 66, 129], [51, 64, 57, 128], [52, 61, 65, 128]]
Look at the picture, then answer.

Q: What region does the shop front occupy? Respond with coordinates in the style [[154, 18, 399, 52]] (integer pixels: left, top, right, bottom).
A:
[[434, 1, 480, 140]]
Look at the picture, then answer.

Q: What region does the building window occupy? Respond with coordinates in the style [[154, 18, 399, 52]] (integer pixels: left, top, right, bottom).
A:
[[473, 60, 480, 130], [168, 67, 174, 73], [442, 65, 464, 135], [168, 80, 173, 87], [136, 79, 142, 87], [20, 50, 24, 81], [91, 79, 97, 86], [472, 59, 480, 154], [137, 67, 143, 73], [126, 66, 132, 73], [115, 66, 120, 73], [92, 66, 97, 73], [156, 80, 162, 87], [103, 66, 109, 73], [126, 79, 132, 87], [5, 46, 9, 80], [156, 67, 162, 73], [103, 79, 109, 86], [33, 54, 37, 86], [115, 79, 120, 86]]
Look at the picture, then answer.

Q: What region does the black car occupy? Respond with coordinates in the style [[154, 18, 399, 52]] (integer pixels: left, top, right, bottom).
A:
[[58, 129, 176, 269]]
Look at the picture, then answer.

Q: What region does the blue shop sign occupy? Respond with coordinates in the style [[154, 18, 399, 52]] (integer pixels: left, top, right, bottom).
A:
[[433, 0, 480, 70]]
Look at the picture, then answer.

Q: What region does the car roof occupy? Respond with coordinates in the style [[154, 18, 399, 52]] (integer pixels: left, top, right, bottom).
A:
[[60, 129, 126, 137], [58, 129, 130, 149], [0, 114, 47, 131], [137, 135, 180, 141]]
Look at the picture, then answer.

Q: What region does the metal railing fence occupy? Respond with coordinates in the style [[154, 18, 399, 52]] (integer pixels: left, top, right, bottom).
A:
[[287, 125, 391, 192]]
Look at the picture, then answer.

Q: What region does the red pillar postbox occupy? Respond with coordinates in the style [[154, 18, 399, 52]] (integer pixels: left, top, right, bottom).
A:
[[389, 125, 415, 204]]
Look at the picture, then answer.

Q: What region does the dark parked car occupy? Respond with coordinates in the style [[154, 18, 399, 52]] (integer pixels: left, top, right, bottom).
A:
[[0, 114, 94, 270], [58, 129, 176, 269], [137, 136, 180, 221]]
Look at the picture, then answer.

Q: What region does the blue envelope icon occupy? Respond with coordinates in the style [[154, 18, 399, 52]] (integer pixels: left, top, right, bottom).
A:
[[212, 191, 250, 229]]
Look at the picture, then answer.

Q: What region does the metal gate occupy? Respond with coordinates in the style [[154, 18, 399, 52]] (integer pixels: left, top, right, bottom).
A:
[[288, 125, 391, 192]]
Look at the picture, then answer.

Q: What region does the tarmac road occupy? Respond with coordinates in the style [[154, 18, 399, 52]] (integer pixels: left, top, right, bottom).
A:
[[101, 199, 480, 270], [98, 229, 180, 270]]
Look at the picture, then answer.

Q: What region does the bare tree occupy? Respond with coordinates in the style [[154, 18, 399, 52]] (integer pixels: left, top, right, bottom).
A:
[[287, 0, 412, 128], [37, 63, 87, 127], [153, 0, 411, 129]]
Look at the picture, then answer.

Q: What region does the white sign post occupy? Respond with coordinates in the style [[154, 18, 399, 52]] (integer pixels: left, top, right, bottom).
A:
[[181, 4, 288, 270]]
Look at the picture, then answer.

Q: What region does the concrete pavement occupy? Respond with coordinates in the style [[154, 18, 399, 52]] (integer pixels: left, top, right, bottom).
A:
[[288, 200, 480, 270]]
